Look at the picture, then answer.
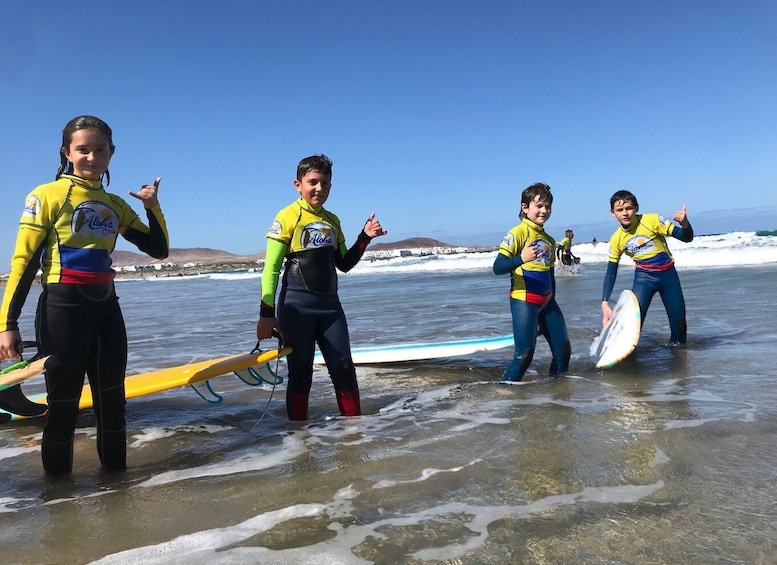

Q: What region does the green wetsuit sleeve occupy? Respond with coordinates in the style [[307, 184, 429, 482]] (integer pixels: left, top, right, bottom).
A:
[[260, 238, 288, 313]]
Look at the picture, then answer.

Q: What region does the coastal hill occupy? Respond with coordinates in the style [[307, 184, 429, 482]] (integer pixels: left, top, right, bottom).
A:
[[110, 238, 456, 267], [111, 248, 262, 267], [368, 237, 452, 251]]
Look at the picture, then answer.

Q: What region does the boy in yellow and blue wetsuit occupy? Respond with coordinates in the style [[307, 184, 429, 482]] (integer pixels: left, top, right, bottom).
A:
[[256, 154, 386, 420], [601, 190, 693, 345], [493, 183, 570, 382]]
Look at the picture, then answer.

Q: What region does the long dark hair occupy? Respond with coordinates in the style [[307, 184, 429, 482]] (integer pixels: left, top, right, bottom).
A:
[[56, 115, 116, 185]]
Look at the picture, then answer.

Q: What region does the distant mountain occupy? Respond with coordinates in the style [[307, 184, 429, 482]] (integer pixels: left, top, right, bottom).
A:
[[111, 247, 263, 267], [368, 237, 454, 251]]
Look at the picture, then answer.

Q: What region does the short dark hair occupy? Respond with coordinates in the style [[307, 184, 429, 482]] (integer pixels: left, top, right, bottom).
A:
[[522, 182, 553, 206], [610, 190, 638, 211], [57, 115, 116, 185], [519, 183, 553, 218], [297, 154, 333, 181]]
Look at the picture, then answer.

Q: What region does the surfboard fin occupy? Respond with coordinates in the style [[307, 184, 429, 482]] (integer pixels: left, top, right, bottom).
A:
[[0, 384, 48, 417], [190, 380, 223, 404], [233, 363, 283, 386]]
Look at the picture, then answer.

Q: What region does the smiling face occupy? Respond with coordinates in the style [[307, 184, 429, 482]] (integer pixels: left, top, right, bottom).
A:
[[611, 198, 638, 228], [294, 169, 331, 208], [61, 128, 114, 181], [521, 195, 552, 226]]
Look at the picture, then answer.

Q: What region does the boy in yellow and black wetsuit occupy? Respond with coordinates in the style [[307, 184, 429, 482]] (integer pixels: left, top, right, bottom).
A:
[[256, 154, 386, 420], [556, 229, 579, 266], [0, 116, 168, 475], [601, 190, 693, 345]]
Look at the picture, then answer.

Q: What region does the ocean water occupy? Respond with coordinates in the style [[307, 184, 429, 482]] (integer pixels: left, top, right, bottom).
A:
[[1, 232, 777, 565]]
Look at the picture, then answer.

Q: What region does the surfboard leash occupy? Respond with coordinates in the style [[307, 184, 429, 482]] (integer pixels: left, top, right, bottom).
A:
[[249, 330, 284, 432]]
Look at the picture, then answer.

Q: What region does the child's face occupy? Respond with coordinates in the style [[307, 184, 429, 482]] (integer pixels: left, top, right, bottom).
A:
[[611, 199, 638, 227], [62, 128, 113, 181], [521, 196, 552, 226], [294, 169, 331, 208]]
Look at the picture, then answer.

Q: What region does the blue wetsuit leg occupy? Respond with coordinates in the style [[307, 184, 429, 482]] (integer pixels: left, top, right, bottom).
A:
[[502, 298, 539, 382], [657, 267, 687, 344], [632, 267, 687, 344], [278, 285, 317, 397], [279, 280, 360, 418], [537, 298, 570, 376]]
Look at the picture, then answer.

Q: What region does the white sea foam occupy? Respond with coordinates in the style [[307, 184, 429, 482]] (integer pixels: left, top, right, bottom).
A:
[[88, 479, 665, 564], [137, 434, 306, 488], [129, 424, 234, 448], [0, 445, 37, 462]]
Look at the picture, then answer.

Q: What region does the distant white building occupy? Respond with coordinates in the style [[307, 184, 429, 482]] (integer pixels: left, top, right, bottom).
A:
[[364, 246, 469, 261]]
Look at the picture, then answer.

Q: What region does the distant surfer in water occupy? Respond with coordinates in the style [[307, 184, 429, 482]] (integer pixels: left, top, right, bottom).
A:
[[493, 183, 570, 382], [256, 154, 386, 420], [0, 116, 169, 475], [601, 190, 693, 345], [556, 229, 579, 266]]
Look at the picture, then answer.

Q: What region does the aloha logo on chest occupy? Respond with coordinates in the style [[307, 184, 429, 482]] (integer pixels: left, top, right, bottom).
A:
[[532, 239, 552, 265], [71, 201, 119, 238], [625, 235, 656, 255], [299, 222, 335, 249]]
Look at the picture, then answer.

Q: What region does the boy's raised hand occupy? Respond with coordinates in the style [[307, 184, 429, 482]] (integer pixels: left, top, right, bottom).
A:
[[673, 204, 689, 227], [363, 213, 387, 239], [129, 177, 161, 209]]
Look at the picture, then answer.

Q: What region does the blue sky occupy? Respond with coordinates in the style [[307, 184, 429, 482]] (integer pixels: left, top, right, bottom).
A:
[[2, 0, 775, 256]]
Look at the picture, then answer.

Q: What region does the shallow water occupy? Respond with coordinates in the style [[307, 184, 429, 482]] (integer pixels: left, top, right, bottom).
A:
[[1, 260, 777, 564]]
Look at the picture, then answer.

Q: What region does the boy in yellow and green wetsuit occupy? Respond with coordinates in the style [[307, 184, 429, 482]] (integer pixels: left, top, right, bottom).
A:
[[493, 183, 570, 382], [256, 154, 387, 420], [601, 190, 693, 345]]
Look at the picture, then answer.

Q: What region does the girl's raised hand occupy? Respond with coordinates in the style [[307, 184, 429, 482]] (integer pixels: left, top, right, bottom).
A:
[[129, 177, 161, 209]]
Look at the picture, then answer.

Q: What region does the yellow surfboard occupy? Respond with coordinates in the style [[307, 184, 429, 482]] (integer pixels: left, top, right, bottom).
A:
[[0, 357, 51, 390], [1, 347, 292, 421]]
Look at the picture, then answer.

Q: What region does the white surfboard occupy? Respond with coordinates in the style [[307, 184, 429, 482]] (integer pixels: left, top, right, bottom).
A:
[[591, 289, 642, 368], [314, 335, 514, 365]]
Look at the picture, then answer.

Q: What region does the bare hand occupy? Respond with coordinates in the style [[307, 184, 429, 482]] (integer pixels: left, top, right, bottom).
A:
[[256, 317, 282, 342], [129, 177, 161, 209], [0, 330, 22, 362], [363, 213, 387, 239], [520, 240, 539, 263], [673, 204, 689, 227], [601, 301, 613, 328]]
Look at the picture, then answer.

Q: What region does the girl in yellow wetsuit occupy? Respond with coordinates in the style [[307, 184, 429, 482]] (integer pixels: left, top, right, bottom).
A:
[[0, 116, 169, 475]]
